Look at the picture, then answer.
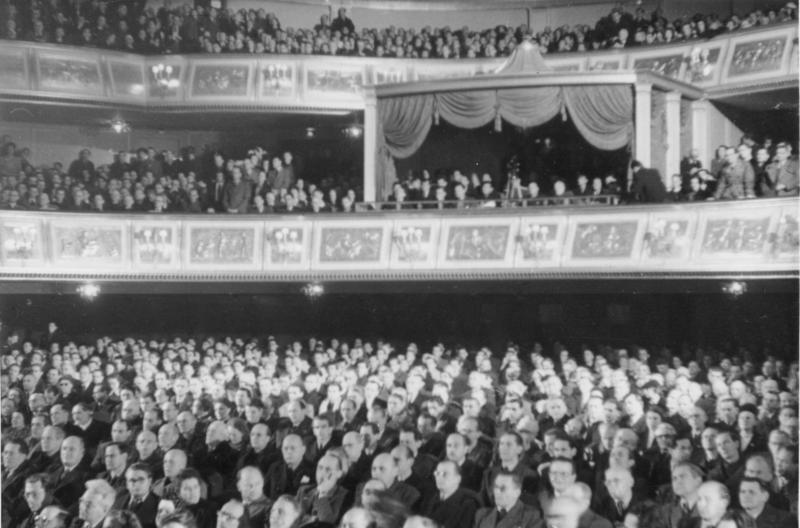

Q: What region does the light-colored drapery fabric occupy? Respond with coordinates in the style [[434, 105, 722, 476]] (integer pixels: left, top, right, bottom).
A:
[[378, 85, 633, 158], [562, 85, 633, 151]]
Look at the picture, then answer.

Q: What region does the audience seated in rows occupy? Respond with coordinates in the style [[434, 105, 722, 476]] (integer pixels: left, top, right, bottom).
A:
[[0, 1, 796, 59], [1, 323, 798, 528]]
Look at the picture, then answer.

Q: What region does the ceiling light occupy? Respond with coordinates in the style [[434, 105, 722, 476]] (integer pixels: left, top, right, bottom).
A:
[[110, 118, 130, 134], [302, 282, 324, 298], [722, 281, 747, 297], [306, 127, 316, 139], [77, 283, 101, 300]]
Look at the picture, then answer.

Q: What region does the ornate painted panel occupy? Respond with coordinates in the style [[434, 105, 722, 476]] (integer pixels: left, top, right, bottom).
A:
[[682, 42, 728, 86], [259, 61, 297, 100], [641, 212, 696, 262], [146, 60, 183, 100], [438, 218, 515, 268], [630, 48, 687, 79], [0, 220, 44, 267], [586, 55, 624, 71], [770, 206, 799, 261], [108, 60, 146, 98], [132, 223, 181, 269], [37, 52, 103, 95], [184, 223, 260, 269], [696, 211, 774, 261], [191, 62, 252, 99], [313, 220, 391, 269], [414, 63, 477, 81], [263, 222, 312, 270], [389, 220, 441, 268], [513, 216, 567, 268], [51, 221, 127, 267], [372, 65, 407, 85], [564, 215, 644, 266], [723, 28, 794, 82], [0, 47, 28, 91], [305, 63, 365, 99], [546, 58, 585, 72]]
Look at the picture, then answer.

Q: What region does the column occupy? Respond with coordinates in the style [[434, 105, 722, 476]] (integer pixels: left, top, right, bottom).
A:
[[691, 99, 710, 169], [634, 83, 652, 167], [664, 91, 682, 189], [363, 91, 378, 203]]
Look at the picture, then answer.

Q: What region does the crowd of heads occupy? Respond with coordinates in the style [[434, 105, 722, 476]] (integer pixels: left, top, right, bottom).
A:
[[1, 323, 798, 528], [0, 138, 362, 214], [0, 1, 797, 58]]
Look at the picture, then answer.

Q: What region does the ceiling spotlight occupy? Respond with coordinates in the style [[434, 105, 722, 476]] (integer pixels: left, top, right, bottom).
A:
[[722, 281, 747, 297], [305, 127, 316, 139], [77, 283, 101, 300], [110, 118, 130, 134], [302, 282, 324, 298], [344, 124, 362, 139]]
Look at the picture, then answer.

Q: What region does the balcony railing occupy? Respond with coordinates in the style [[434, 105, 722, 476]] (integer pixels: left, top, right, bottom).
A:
[[0, 197, 796, 281], [0, 22, 796, 111]]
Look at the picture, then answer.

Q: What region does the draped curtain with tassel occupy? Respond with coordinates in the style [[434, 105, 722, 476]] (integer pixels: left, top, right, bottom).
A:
[[377, 84, 634, 198]]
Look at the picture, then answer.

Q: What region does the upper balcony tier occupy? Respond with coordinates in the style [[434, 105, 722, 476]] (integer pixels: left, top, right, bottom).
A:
[[0, 197, 796, 281], [0, 22, 796, 113]]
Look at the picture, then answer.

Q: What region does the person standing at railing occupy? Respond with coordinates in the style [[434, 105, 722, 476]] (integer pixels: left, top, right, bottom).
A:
[[223, 167, 252, 214], [630, 160, 667, 203]]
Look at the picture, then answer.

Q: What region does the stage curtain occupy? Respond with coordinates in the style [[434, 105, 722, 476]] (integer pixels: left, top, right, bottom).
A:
[[497, 86, 563, 129], [435, 90, 497, 129], [563, 85, 633, 151], [378, 94, 435, 158]]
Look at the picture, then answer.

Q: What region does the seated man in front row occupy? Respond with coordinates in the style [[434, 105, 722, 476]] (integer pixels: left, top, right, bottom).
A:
[[473, 472, 542, 528]]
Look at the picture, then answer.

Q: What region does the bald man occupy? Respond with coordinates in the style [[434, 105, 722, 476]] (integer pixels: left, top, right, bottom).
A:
[[265, 434, 315, 499], [237, 466, 271, 528], [53, 436, 89, 507], [363, 452, 419, 509], [563, 483, 612, 528], [296, 453, 350, 525], [340, 431, 372, 492], [153, 449, 187, 501], [696, 481, 730, 528]]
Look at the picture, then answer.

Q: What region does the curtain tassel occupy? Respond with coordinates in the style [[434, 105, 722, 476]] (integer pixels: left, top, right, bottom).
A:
[[433, 107, 440, 126], [561, 105, 568, 122], [494, 111, 502, 132]]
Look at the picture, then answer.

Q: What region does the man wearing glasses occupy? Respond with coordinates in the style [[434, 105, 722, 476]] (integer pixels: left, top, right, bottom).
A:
[[112, 463, 158, 528], [15, 474, 60, 528]]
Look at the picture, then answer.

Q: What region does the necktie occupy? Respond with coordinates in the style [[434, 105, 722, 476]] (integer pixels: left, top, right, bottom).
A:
[[680, 501, 690, 515], [496, 509, 507, 526], [616, 500, 625, 516]]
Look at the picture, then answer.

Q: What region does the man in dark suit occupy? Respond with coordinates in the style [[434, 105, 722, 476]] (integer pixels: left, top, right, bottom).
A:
[[593, 466, 648, 525], [652, 463, 703, 528], [561, 482, 613, 528], [445, 432, 483, 492], [236, 466, 273, 528], [707, 430, 745, 494], [265, 434, 315, 499], [473, 472, 542, 528], [71, 403, 111, 456], [2, 439, 33, 505], [630, 159, 668, 203], [426, 460, 480, 528], [12, 474, 61, 528], [295, 454, 352, 526], [96, 442, 130, 492], [739, 477, 794, 528], [236, 423, 280, 476], [51, 436, 90, 510], [113, 463, 158, 528], [305, 414, 342, 466]]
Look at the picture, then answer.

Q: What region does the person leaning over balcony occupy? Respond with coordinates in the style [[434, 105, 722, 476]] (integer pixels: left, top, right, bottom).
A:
[[630, 160, 667, 203]]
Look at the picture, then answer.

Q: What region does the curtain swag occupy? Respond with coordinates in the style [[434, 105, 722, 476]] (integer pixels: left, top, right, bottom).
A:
[[378, 85, 633, 159]]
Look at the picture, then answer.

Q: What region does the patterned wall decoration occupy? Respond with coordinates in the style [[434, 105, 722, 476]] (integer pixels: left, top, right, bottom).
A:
[[513, 217, 566, 268], [389, 221, 440, 268], [37, 53, 103, 95], [682, 43, 727, 85], [697, 213, 773, 260], [51, 222, 127, 266], [264, 223, 311, 269], [727, 35, 788, 77], [631, 51, 685, 79], [586, 55, 624, 71], [132, 223, 180, 268], [0, 48, 27, 91], [305, 63, 365, 98], [314, 221, 391, 269], [260, 62, 296, 99], [372, 65, 407, 85], [642, 213, 695, 261], [439, 219, 514, 268], [108, 60, 146, 97], [185, 224, 259, 268], [1, 220, 44, 265], [565, 216, 643, 265], [192, 63, 251, 98], [770, 206, 799, 260]]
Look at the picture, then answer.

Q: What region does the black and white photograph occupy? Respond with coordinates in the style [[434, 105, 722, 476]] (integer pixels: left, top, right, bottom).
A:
[[0, 3, 798, 528]]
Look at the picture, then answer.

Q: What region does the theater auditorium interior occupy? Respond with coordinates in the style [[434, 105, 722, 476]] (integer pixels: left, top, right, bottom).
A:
[[0, 1, 799, 528]]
